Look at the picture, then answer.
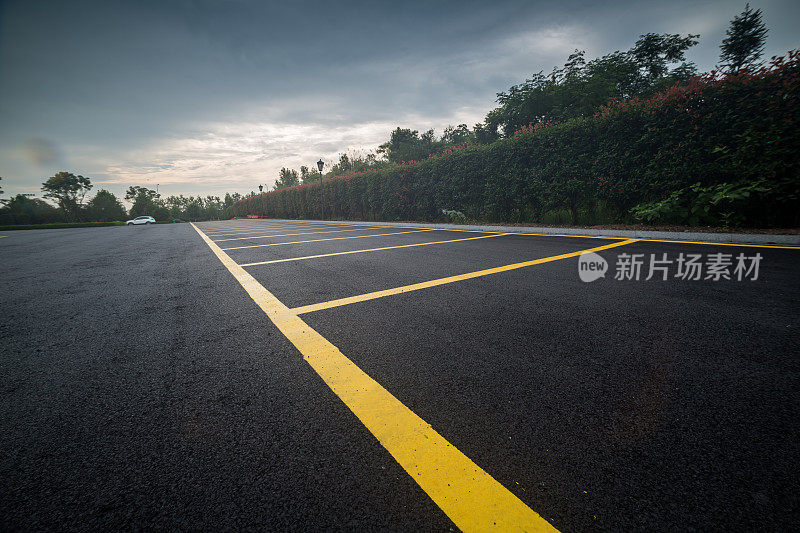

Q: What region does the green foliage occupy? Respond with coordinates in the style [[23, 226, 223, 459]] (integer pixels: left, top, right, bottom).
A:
[[273, 168, 300, 190], [125, 186, 160, 217], [0, 221, 124, 230], [377, 128, 453, 164], [86, 189, 127, 221], [0, 195, 62, 225], [720, 3, 768, 73], [41, 171, 93, 221], [185, 201, 203, 220], [487, 34, 698, 135], [441, 209, 467, 224], [631, 178, 797, 228], [230, 52, 800, 229]]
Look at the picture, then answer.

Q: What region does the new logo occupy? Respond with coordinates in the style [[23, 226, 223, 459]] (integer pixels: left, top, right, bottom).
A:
[[578, 251, 608, 282]]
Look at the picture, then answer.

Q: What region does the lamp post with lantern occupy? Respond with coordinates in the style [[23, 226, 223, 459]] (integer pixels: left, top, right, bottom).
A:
[[258, 184, 264, 218], [317, 159, 325, 220]]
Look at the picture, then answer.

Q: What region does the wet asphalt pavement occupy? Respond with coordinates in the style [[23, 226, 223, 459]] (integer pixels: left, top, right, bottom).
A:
[[1, 220, 798, 531]]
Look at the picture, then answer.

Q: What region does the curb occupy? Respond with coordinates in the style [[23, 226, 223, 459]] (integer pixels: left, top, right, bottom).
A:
[[272, 219, 800, 246]]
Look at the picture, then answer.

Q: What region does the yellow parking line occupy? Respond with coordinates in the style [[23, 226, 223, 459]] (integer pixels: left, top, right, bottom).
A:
[[191, 223, 557, 532], [204, 224, 346, 235], [221, 229, 438, 250], [254, 220, 800, 248], [213, 220, 401, 232], [630, 238, 799, 250], [206, 228, 317, 236], [239, 233, 510, 267], [291, 239, 638, 314], [214, 227, 391, 242], [207, 223, 416, 237]]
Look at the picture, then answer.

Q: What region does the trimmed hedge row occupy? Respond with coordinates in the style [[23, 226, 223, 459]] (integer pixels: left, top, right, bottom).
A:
[[0, 221, 125, 231], [231, 52, 800, 227]]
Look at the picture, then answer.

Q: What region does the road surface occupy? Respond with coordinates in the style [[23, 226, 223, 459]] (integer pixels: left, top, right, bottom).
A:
[[2, 219, 798, 531]]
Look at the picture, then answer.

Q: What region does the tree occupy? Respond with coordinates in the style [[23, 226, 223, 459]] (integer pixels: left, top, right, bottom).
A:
[[719, 4, 768, 73], [185, 201, 203, 220], [442, 124, 474, 146], [41, 171, 93, 221], [125, 186, 160, 217], [377, 128, 443, 163], [86, 189, 126, 221], [164, 195, 189, 220], [203, 195, 222, 219], [273, 168, 300, 190], [0, 194, 61, 224], [629, 33, 699, 81], [301, 166, 322, 184], [486, 34, 699, 136]]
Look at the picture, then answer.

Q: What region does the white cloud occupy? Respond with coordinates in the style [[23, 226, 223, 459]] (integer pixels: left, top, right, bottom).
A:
[[93, 105, 488, 193]]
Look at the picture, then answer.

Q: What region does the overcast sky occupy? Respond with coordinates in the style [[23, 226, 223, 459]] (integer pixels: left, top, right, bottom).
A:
[[1, 0, 798, 200]]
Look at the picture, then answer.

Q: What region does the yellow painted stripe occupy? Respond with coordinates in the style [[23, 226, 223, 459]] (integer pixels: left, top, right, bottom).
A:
[[221, 229, 437, 250], [200, 222, 351, 231], [214, 227, 393, 242], [629, 237, 799, 250], [204, 221, 363, 230], [258, 220, 800, 248], [206, 221, 402, 235], [292, 239, 638, 314], [204, 225, 354, 236], [191, 223, 557, 532], [239, 233, 509, 267]]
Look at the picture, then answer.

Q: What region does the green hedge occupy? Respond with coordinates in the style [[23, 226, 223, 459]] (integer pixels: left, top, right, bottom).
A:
[[0, 221, 126, 231], [232, 52, 800, 228]]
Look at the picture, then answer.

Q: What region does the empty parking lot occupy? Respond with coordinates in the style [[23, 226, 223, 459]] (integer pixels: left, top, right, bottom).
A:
[[2, 219, 798, 531]]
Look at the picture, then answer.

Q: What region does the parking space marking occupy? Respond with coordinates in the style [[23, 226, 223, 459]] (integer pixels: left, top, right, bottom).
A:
[[221, 229, 438, 250], [204, 221, 408, 236], [238, 233, 510, 267], [192, 223, 558, 533], [214, 227, 395, 242], [629, 238, 800, 250], [243, 220, 800, 248], [291, 239, 637, 314], [204, 226, 351, 236]]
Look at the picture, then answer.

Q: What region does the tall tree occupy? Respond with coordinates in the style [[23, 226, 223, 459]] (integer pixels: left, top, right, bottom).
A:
[[273, 168, 300, 190], [486, 34, 698, 136], [719, 3, 768, 73], [86, 189, 126, 221], [629, 33, 699, 81], [41, 171, 93, 221], [125, 186, 160, 217]]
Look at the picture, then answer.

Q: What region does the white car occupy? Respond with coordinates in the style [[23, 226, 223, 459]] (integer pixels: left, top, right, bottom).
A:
[[126, 216, 155, 225]]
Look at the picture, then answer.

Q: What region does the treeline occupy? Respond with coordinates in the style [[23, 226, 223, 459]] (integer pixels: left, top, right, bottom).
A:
[[232, 54, 799, 227], [240, 5, 798, 228], [0, 174, 245, 225], [271, 31, 707, 184]]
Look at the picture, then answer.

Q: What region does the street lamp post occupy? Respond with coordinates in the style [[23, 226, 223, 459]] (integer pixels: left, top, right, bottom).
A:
[[317, 159, 325, 220], [258, 184, 264, 218]]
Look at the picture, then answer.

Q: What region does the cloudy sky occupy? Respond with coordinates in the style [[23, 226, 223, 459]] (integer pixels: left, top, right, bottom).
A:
[[1, 0, 798, 200]]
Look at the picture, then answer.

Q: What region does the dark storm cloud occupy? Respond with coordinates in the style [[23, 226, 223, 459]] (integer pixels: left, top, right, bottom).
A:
[[1, 0, 798, 197]]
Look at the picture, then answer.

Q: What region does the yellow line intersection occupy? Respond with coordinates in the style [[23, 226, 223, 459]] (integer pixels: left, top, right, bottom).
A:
[[191, 222, 559, 532]]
